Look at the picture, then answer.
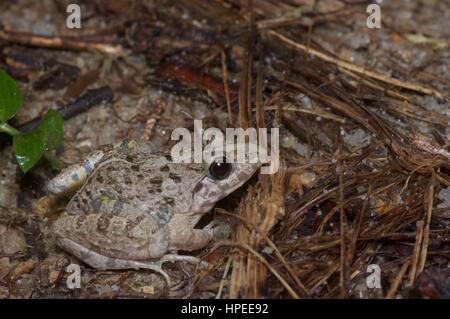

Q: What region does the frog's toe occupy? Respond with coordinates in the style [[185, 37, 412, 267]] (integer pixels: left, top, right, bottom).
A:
[[33, 194, 60, 218], [159, 254, 208, 291], [203, 221, 216, 233], [160, 254, 208, 268]]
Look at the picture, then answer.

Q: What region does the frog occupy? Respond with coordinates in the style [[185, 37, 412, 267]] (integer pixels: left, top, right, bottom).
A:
[[47, 139, 261, 285]]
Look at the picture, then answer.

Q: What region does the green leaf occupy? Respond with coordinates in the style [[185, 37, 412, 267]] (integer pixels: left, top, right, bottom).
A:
[[0, 70, 22, 123], [13, 132, 45, 173], [12, 110, 63, 173], [36, 109, 63, 151]]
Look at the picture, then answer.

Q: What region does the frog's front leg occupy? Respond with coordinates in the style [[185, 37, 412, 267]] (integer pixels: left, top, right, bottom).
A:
[[168, 214, 214, 252]]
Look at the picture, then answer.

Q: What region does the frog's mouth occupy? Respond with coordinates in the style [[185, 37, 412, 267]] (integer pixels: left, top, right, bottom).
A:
[[189, 180, 217, 214]]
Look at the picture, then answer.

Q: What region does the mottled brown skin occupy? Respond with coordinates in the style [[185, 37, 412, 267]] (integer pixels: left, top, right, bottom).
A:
[[49, 140, 259, 282]]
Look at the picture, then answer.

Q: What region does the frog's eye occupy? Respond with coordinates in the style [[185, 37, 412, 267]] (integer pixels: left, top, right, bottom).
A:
[[207, 157, 233, 180]]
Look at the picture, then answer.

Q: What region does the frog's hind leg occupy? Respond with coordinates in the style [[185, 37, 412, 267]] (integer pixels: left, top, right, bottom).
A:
[[57, 237, 172, 286], [47, 150, 106, 196], [57, 238, 207, 288], [35, 151, 107, 217]]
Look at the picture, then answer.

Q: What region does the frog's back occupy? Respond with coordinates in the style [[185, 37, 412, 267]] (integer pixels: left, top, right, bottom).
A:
[[66, 140, 205, 218]]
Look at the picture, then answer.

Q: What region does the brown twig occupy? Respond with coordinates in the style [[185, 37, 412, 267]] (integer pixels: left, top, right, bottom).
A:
[[0, 29, 124, 56]]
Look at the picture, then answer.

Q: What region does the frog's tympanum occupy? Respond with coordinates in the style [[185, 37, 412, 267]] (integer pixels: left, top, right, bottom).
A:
[[47, 140, 260, 284]]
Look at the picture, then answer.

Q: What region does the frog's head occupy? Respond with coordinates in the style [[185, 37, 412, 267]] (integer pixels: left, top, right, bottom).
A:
[[189, 142, 263, 214]]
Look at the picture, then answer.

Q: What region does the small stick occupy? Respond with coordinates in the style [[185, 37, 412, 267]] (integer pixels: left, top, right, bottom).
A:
[[215, 256, 232, 299], [0, 29, 124, 56], [19, 86, 113, 132]]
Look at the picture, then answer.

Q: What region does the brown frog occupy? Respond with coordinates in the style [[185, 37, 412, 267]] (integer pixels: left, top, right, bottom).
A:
[[47, 140, 260, 284]]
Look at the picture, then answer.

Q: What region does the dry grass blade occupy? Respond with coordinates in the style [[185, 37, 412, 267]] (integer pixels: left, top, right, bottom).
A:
[[221, 50, 233, 125], [216, 208, 310, 297], [385, 259, 410, 299], [407, 220, 425, 287], [267, 30, 445, 99], [230, 167, 288, 298], [216, 241, 300, 299], [417, 174, 435, 274]]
